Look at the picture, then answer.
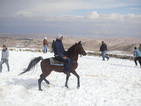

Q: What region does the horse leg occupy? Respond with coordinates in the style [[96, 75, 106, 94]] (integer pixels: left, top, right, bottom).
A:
[[72, 71, 80, 89], [43, 71, 51, 86], [44, 78, 50, 85], [38, 72, 51, 91], [38, 74, 43, 91], [65, 74, 70, 88], [44, 78, 50, 88]]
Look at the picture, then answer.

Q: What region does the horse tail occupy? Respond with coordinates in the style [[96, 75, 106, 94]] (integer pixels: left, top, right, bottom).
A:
[[19, 56, 43, 75]]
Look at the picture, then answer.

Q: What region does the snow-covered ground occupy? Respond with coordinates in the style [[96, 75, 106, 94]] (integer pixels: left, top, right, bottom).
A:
[[0, 51, 141, 106]]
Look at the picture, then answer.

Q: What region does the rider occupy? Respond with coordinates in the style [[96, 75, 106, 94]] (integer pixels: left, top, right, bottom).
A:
[[53, 34, 71, 75]]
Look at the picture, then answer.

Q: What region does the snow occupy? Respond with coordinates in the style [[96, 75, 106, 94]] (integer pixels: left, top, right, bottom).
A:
[[0, 51, 141, 106]]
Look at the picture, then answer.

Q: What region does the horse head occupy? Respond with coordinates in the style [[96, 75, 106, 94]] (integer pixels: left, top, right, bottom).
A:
[[77, 41, 87, 56], [67, 41, 86, 56]]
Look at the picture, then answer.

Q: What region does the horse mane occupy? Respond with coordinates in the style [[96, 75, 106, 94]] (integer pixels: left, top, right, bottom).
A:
[[67, 43, 77, 55]]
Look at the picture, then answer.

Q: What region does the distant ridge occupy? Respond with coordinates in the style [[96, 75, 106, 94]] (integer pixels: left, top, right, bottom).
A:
[[0, 33, 141, 54]]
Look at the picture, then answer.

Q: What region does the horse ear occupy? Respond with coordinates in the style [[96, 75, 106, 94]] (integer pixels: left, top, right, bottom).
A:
[[78, 41, 81, 44]]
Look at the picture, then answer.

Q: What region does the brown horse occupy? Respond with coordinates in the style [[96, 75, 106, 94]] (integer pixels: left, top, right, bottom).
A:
[[19, 41, 86, 91]]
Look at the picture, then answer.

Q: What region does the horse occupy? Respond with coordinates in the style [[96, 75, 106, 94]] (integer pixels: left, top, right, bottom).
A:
[[19, 41, 86, 91]]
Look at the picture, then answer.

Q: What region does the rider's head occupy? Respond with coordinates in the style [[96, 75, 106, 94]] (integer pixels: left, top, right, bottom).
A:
[[57, 34, 63, 41]]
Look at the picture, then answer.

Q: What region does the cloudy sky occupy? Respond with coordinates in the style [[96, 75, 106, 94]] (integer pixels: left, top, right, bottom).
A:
[[0, 0, 141, 38]]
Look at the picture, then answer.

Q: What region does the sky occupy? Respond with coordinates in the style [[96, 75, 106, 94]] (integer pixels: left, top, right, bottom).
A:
[[0, 0, 141, 38]]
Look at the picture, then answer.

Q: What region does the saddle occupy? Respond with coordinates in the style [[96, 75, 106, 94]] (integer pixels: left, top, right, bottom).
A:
[[49, 58, 64, 66]]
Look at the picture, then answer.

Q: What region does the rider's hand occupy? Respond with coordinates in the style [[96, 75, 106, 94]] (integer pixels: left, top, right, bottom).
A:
[[63, 56, 67, 59]]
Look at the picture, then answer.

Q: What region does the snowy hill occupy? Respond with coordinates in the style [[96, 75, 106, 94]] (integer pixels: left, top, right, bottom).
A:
[[0, 51, 141, 106]]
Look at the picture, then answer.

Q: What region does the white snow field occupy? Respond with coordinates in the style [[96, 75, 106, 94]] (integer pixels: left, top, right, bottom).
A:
[[0, 51, 141, 106]]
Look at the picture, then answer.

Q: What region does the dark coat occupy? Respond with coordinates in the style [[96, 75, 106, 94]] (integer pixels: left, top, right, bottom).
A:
[[43, 39, 48, 46], [53, 39, 65, 58], [100, 43, 107, 52]]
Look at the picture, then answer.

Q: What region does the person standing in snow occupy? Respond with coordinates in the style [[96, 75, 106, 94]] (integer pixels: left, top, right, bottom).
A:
[[43, 37, 48, 53], [100, 41, 109, 61], [134, 47, 141, 67], [0, 45, 10, 72], [53, 34, 71, 76]]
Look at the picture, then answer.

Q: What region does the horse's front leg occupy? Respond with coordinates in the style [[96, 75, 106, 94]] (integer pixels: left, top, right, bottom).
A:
[[72, 71, 80, 89], [65, 74, 70, 88]]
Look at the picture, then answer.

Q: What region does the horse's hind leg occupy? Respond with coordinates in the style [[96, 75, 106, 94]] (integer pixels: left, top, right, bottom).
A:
[[38, 74, 50, 91], [44, 78, 50, 84], [43, 71, 51, 86], [44, 78, 50, 88], [38, 74, 43, 91]]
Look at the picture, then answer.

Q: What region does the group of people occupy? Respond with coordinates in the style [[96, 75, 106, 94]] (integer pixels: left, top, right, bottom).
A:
[[0, 34, 71, 75], [0, 35, 140, 73], [44, 37, 141, 68], [99, 42, 141, 67]]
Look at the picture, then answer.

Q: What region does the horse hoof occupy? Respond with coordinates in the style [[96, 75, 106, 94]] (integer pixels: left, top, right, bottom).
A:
[[48, 84, 50, 88], [65, 84, 68, 88], [39, 89, 43, 91], [77, 86, 80, 89], [67, 88, 70, 90]]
